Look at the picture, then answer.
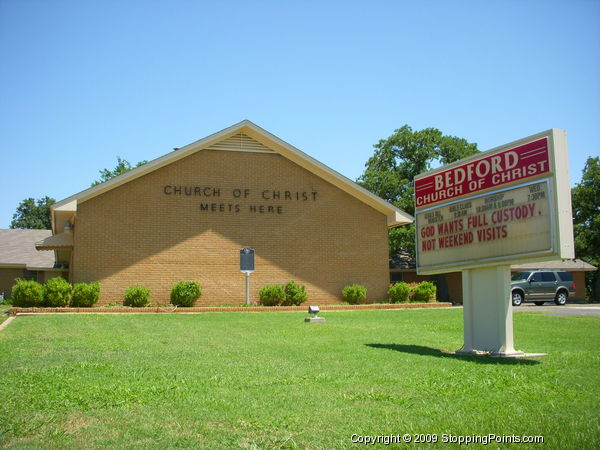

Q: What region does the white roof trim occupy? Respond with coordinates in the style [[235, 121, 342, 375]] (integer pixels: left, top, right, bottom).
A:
[[0, 263, 26, 269], [51, 120, 413, 227], [53, 200, 77, 212], [27, 266, 67, 272]]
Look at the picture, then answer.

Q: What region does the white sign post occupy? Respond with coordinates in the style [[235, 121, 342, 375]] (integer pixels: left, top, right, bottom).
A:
[[414, 130, 574, 356], [240, 247, 255, 305]]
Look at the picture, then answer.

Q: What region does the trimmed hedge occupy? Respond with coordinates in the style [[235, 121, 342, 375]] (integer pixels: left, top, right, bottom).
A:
[[259, 284, 286, 306], [342, 284, 367, 304], [71, 282, 100, 307], [259, 281, 309, 306], [283, 281, 308, 306], [44, 277, 73, 307], [170, 281, 202, 307], [388, 282, 411, 303], [11, 278, 44, 307], [413, 281, 436, 302], [123, 285, 151, 307]]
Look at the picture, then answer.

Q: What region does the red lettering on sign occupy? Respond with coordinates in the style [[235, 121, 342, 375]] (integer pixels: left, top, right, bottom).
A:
[[415, 138, 549, 208]]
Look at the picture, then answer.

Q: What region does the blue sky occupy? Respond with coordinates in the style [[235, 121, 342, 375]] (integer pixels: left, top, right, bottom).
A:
[[1, 0, 599, 227]]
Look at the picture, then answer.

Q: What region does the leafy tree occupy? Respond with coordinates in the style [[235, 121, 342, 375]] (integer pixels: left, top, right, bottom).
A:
[[92, 156, 148, 186], [358, 125, 479, 257], [571, 157, 600, 301], [10, 157, 147, 228], [10, 196, 55, 229]]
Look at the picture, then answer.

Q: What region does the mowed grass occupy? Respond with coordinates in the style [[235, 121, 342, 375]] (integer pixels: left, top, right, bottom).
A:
[[0, 305, 10, 324], [0, 309, 598, 449]]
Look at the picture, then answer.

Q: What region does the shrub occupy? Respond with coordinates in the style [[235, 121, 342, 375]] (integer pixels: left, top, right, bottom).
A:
[[342, 284, 367, 304], [259, 284, 286, 306], [11, 278, 44, 307], [123, 285, 151, 307], [0, 293, 11, 305], [388, 282, 411, 303], [43, 277, 72, 307], [71, 282, 100, 307], [283, 281, 308, 306], [412, 281, 436, 302], [170, 281, 202, 307]]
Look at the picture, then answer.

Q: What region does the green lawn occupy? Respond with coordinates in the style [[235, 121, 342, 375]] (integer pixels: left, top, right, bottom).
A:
[[0, 310, 598, 448], [0, 304, 10, 324]]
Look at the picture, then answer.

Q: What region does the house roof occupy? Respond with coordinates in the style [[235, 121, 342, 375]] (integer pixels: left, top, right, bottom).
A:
[[0, 229, 56, 269], [511, 259, 597, 272], [390, 252, 597, 272], [50, 120, 413, 232], [35, 232, 74, 250]]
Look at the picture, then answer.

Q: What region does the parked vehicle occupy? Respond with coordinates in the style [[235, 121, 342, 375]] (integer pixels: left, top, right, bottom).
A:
[[510, 270, 576, 306]]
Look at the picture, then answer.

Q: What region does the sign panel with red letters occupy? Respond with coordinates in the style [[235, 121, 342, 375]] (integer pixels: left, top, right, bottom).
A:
[[415, 130, 574, 274], [415, 138, 550, 208]]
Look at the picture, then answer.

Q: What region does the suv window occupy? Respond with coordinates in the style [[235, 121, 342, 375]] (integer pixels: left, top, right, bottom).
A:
[[557, 272, 573, 282], [530, 272, 543, 282], [541, 272, 556, 282], [511, 271, 531, 281]]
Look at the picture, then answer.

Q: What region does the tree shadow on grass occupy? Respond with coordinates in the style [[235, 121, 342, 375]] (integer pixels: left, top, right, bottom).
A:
[[365, 344, 541, 365]]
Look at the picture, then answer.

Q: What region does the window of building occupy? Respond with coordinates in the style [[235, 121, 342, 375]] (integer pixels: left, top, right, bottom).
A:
[[390, 272, 404, 282], [22, 269, 37, 281]]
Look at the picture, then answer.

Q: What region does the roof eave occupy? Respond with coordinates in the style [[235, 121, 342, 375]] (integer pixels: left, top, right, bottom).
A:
[[241, 121, 414, 223], [51, 121, 255, 212], [0, 263, 27, 269], [387, 210, 415, 228], [49, 120, 412, 227]]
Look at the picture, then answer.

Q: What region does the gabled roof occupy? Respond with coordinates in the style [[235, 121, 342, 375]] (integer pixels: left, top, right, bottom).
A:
[[50, 120, 413, 231], [0, 229, 56, 269], [512, 259, 597, 272], [35, 232, 73, 250]]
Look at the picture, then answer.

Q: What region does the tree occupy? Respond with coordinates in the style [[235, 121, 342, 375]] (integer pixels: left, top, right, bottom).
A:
[[571, 156, 600, 301], [10, 196, 55, 229], [358, 125, 479, 257], [9, 157, 147, 229], [92, 156, 148, 186]]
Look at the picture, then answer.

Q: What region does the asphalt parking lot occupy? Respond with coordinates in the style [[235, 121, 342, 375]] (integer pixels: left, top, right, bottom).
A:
[[513, 303, 600, 316]]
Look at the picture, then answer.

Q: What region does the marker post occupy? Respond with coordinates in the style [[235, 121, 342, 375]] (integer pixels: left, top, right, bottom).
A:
[[240, 247, 255, 305]]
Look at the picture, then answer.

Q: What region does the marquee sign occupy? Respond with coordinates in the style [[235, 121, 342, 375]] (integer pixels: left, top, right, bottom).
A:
[[415, 138, 550, 208], [415, 129, 574, 274]]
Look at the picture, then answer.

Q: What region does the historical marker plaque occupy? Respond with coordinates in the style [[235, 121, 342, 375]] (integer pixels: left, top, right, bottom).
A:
[[240, 247, 255, 273]]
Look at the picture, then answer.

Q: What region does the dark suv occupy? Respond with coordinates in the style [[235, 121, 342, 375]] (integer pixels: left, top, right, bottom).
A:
[[510, 270, 576, 306]]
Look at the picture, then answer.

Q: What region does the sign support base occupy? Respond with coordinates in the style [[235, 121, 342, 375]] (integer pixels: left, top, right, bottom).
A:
[[458, 265, 523, 356]]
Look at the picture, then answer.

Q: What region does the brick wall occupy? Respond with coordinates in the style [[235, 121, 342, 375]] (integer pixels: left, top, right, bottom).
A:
[[0, 268, 23, 299], [39, 270, 69, 283], [389, 271, 463, 303], [446, 272, 463, 303], [73, 149, 390, 305], [573, 272, 586, 300]]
